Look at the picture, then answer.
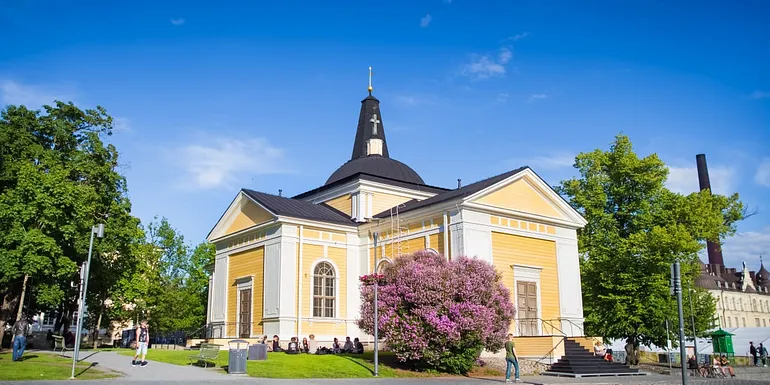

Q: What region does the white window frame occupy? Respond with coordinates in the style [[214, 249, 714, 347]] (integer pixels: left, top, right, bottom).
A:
[[512, 263, 543, 336], [234, 276, 254, 338], [310, 260, 339, 319]]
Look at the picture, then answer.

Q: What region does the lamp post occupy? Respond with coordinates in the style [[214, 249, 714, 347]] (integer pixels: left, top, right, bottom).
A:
[[372, 232, 379, 377], [71, 224, 104, 380], [671, 261, 688, 385], [688, 288, 698, 364]]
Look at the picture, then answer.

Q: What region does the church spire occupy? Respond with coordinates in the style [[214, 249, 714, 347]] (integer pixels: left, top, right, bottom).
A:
[[351, 66, 390, 159]]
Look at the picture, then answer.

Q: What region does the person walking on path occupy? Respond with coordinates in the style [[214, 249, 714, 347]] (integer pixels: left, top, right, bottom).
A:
[[132, 320, 150, 367], [11, 314, 31, 361], [505, 333, 521, 383], [760, 343, 768, 367], [750, 341, 758, 366]]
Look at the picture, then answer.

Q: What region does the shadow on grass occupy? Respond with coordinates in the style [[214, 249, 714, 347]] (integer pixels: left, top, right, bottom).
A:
[[339, 355, 374, 375], [75, 362, 100, 378], [16, 355, 40, 362]]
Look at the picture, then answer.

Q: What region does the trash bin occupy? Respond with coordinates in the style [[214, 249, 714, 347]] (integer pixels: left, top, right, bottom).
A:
[[248, 343, 268, 361], [228, 339, 249, 374]]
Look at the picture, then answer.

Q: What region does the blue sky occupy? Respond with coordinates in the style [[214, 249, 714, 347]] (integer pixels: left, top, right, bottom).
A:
[[2, 0, 769, 269]]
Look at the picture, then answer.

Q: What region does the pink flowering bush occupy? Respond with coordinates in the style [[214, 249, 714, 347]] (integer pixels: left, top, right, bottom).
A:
[[357, 250, 516, 374]]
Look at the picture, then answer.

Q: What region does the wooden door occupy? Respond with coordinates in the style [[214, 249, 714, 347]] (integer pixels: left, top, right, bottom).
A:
[[239, 288, 252, 338], [517, 281, 538, 336]]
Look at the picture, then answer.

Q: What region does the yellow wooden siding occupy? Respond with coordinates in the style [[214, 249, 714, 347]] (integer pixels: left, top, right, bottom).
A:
[[512, 336, 565, 358], [475, 178, 566, 220], [572, 337, 603, 351], [371, 192, 412, 216], [302, 228, 347, 244], [301, 321, 348, 337], [491, 232, 560, 334], [226, 203, 273, 235], [301, 244, 347, 320], [402, 237, 426, 255], [227, 247, 264, 335], [428, 232, 445, 255], [325, 194, 351, 216]]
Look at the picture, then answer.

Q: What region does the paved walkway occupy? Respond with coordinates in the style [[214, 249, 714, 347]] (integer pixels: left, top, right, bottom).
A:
[[16, 351, 770, 385], [54, 350, 237, 382]]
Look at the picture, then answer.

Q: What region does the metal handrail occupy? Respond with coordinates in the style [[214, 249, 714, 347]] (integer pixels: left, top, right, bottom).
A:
[[513, 317, 570, 337], [536, 336, 566, 364]]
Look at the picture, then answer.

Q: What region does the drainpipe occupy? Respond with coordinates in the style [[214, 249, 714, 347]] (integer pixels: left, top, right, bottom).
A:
[[297, 225, 304, 339]]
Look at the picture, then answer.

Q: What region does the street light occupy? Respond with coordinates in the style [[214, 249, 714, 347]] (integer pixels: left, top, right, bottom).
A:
[[71, 224, 104, 380], [372, 232, 379, 377], [688, 288, 698, 365]]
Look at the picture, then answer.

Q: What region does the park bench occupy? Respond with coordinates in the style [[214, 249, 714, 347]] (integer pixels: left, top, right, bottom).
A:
[[188, 343, 222, 368], [53, 335, 71, 356]]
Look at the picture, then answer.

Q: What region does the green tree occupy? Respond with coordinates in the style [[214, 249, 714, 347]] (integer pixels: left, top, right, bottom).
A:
[[557, 135, 744, 347], [0, 101, 140, 342], [137, 219, 214, 334]]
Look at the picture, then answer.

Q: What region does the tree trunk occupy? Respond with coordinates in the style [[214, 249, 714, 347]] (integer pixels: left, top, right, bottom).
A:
[[92, 305, 104, 349], [0, 291, 21, 351], [15, 274, 29, 321]]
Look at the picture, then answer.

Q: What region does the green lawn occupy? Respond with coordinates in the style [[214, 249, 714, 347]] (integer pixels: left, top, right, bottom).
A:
[[0, 352, 118, 381], [119, 349, 501, 379]]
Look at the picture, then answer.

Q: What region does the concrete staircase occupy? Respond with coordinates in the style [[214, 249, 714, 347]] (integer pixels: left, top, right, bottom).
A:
[[542, 338, 646, 378]]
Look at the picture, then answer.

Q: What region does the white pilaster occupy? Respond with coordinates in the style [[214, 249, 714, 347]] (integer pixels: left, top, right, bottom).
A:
[[555, 227, 585, 337], [277, 225, 298, 336], [347, 233, 362, 337]]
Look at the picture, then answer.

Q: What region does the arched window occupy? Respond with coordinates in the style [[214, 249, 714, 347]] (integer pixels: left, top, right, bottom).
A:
[[376, 260, 391, 274], [313, 262, 336, 318]]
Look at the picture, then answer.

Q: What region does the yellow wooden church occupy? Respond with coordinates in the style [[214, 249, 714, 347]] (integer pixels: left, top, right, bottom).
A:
[[204, 76, 590, 359]]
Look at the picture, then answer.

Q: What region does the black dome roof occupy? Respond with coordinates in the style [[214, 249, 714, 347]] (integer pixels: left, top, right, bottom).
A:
[[326, 156, 425, 186]]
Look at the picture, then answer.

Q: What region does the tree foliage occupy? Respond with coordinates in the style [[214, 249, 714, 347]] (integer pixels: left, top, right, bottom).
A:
[[557, 135, 744, 347], [357, 251, 515, 374], [0, 102, 214, 346]]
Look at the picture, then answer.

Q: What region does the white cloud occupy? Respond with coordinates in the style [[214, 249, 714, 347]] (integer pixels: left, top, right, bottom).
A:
[[722, 227, 770, 270], [505, 32, 530, 42], [524, 153, 575, 170], [666, 165, 735, 195], [395, 95, 435, 106], [755, 158, 770, 187], [0, 80, 75, 107], [750, 90, 769, 99], [112, 117, 132, 132], [527, 93, 548, 102], [497, 93, 509, 103], [420, 14, 432, 28], [176, 137, 289, 189], [461, 47, 512, 80], [498, 47, 512, 64], [170, 18, 185, 26]]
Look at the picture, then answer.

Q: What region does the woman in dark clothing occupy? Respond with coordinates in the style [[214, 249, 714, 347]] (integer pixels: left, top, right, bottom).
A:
[[353, 338, 364, 354], [301, 337, 310, 353], [272, 335, 283, 352]]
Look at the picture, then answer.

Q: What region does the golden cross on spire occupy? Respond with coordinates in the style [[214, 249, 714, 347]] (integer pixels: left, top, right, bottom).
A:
[[368, 66, 373, 95]]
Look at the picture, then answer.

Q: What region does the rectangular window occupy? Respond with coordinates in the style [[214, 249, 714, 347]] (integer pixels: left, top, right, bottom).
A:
[[742, 318, 746, 327], [755, 318, 761, 327]]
